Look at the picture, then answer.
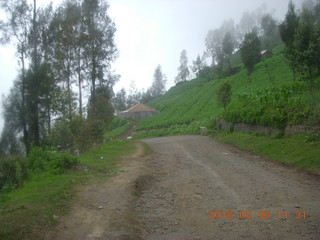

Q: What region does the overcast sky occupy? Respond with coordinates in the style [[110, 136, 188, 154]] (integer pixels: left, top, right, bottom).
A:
[[0, 0, 303, 133]]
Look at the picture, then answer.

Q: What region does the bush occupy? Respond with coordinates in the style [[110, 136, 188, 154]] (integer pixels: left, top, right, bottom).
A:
[[28, 147, 78, 175], [217, 81, 232, 112], [224, 81, 320, 128], [48, 116, 109, 152], [48, 117, 74, 151], [0, 156, 28, 192]]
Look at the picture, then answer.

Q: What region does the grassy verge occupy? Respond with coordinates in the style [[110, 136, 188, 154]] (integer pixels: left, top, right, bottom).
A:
[[105, 123, 131, 139], [0, 140, 135, 240], [134, 123, 201, 139], [213, 132, 320, 174], [105, 117, 133, 139]]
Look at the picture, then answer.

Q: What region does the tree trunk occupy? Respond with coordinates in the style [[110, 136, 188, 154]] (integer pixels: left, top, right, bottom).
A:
[[309, 67, 315, 101], [33, 0, 40, 146], [20, 50, 30, 154], [34, 98, 40, 146], [67, 60, 72, 121], [47, 107, 51, 135], [77, 48, 83, 118]]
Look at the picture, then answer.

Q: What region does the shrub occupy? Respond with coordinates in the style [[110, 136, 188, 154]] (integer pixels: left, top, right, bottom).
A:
[[28, 147, 78, 174], [217, 81, 232, 112], [0, 156, 28, 192], [48, 116, 110, 152], [225, 81, 320, 128], [48, 117, 74, 151]]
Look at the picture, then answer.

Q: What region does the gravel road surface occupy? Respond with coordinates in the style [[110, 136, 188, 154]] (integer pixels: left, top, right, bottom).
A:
[[138, 135, 320, 240], [44, 135, 320, 240]]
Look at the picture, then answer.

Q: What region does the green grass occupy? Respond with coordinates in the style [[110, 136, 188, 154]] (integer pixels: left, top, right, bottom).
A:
[[214, 132, 320, 174], [105, 124, 130, 139], [134, 122, 208, 139], [0, 140, 135, 240], [134, 43, 320, 174], [105, 117, 132, 139], [137, 43, 319, 137], [80, 140, 135, 172], [138, 77, 223, 131]]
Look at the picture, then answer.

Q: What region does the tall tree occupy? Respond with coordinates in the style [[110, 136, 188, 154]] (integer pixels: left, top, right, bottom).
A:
[[240, 29, 261, 74], [87, 85, 114, 126], [205, 19, 236, 74], [150, 65, 167, 96], [294, 9, 318, 98], [113, 88, 127, 112], [175, 49, 190, 83], [81, 0, 117, 120], [126, 81, 141, 107], [0, 0, 32, 153], [279, 0, 300, 81], [222, 32, 235, 71], [0, 79, 25, 156], [238, 12, 258, 37], [192, 53, 206, 78], [50, 1, 82, 121], [315, 1, 320, 21], [205, 29, 223, 67], [260, 14, 278, 49]]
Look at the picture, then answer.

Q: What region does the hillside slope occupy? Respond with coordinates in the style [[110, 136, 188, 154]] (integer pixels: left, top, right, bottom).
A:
[[139, 44, 319, 133]]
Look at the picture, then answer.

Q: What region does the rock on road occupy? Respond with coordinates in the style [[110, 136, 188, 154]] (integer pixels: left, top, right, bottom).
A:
[[138, 135, 320, 240]]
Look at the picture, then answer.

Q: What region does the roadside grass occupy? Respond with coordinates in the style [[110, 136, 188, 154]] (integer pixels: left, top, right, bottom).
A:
[[213, 132, 320, 174], [105, 117, 133, 139], [0, 140, 135, 240], [134, 120, 214, 139], [105, 123, 130, 139]]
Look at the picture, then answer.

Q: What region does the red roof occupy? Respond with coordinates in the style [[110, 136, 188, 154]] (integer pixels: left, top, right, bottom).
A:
[[123, 103, 157, 113]]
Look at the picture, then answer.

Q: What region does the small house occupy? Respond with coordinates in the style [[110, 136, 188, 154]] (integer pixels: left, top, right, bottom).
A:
[[261, 50, 273, 58], [118, 103, 158, 121]]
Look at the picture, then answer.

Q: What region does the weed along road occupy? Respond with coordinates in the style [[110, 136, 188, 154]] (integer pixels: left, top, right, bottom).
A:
[[45, 135, 320, 240]]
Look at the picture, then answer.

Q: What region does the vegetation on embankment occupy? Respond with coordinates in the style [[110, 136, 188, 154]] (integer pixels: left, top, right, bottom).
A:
[[105, 117, 133, 139], [136, 44, 319, 137], [0, 140, 135, 240], [133, 41, 320, 173], [214, 132, 320, 174]]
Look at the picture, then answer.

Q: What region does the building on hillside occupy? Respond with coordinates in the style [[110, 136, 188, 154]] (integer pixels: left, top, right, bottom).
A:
[[118, 103, 158, 121], [261, 50, 273, 58]]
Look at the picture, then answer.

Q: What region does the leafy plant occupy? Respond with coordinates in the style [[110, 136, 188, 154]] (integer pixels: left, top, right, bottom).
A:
[[0, 156, 28, 192], [217, 81, 232, 112], [28, 147, 78, 174]]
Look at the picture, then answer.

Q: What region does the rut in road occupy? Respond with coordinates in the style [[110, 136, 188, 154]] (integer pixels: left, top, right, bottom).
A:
[[44, 135, 320, 240]]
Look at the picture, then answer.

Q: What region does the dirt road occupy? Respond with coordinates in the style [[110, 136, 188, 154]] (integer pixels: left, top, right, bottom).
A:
[[45, 135, 320, 240]]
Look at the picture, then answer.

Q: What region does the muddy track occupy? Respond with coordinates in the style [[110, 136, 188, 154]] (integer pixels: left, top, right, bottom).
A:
[[44, 135, 320, 240]]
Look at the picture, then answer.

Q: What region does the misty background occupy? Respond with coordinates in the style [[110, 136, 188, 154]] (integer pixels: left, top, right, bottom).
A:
[[0, 0, 303, 133]]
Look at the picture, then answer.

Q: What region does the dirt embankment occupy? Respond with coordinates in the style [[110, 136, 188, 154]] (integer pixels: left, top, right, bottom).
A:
[[44, 135, 320, 240]]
